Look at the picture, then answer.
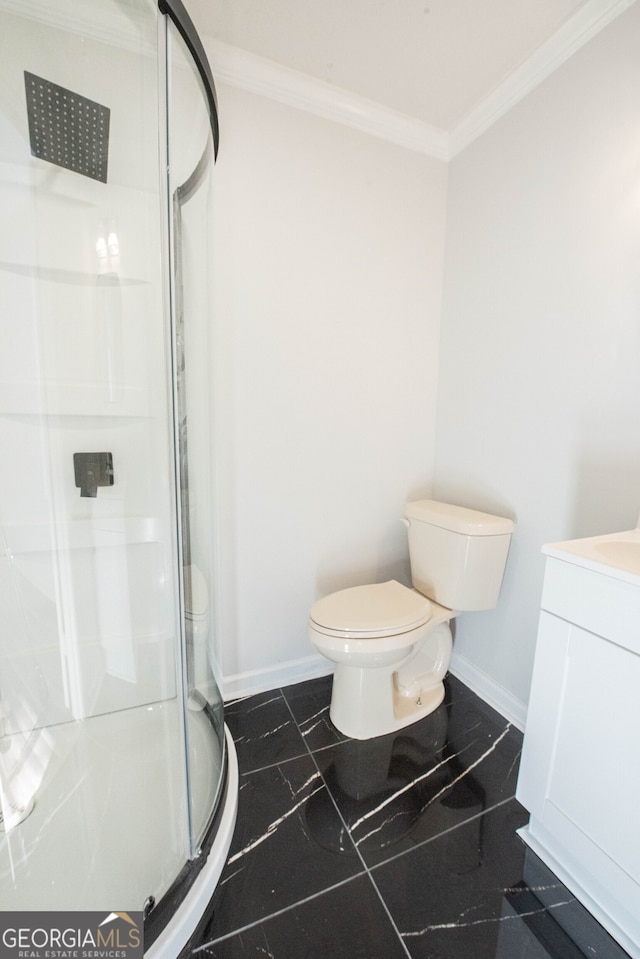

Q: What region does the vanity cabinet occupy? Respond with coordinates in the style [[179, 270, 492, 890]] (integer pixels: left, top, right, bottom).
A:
[[517, 545, 640, 959]]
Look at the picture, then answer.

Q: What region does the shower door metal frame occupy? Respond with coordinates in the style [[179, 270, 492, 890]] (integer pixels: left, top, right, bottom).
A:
[[157, 0, 219, 156], [144, 4, 226, 948]]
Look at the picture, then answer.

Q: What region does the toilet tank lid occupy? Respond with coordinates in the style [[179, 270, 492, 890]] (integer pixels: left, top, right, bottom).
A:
[[405, 500, 514, 536]]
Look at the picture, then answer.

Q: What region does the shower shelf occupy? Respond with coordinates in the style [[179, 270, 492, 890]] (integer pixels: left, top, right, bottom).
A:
[[5, 517, 165, 553], [0, 382, 159, 417]]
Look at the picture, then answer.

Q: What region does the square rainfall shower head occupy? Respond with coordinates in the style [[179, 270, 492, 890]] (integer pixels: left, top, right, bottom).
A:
[[24, 71, 110, 182]]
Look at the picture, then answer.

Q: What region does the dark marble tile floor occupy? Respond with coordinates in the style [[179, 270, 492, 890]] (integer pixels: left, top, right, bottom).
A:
[[184, 674, 630, 959]]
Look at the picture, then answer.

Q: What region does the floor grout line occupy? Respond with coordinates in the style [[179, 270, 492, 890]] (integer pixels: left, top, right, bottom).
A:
[[194, 872, 370, 951], [364, 872, 414, 959], [279, 680, 525, 958], [367, 794, 521, 872], [199, 677, 526, 958], [236, 748, 312, 777], [281, 686, 414, 958], [195, 687, 371, 952], [281, 688, 369, 872]]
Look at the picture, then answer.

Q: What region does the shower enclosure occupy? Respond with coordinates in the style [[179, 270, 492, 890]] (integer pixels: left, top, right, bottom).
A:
[[0, 0, 237, 954]]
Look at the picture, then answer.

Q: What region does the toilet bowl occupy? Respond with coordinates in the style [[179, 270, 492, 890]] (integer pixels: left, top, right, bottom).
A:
[[308, 500, 514, 740], [308, 580, 455, 739]]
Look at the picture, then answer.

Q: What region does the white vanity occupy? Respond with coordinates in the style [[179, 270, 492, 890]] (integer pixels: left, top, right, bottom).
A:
[[517, 528, 640, 959]]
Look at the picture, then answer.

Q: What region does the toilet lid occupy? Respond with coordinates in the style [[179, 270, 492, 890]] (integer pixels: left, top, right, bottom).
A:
[[310, 580, 431, 636]]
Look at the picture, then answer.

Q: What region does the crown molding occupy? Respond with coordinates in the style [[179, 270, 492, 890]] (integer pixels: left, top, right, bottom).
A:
[[205, 0, 634, 163], [204, 38, 450, 161], [3, 0, 634, 162], [449, 0, 637, 157]]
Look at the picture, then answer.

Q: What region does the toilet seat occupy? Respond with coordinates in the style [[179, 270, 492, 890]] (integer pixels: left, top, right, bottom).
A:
[[309, 580, 431, 639]]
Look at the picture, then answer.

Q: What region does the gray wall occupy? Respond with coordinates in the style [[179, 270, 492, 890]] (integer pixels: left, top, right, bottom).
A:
[[211, 85, 448, 692], [435, 2, 640, 715]]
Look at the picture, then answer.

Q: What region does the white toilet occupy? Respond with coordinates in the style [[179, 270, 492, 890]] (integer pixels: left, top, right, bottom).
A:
[[308, 500, 514, 740]]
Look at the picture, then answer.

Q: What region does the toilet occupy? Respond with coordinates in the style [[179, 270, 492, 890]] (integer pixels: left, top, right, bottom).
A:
[[308, 500, 514, 740]]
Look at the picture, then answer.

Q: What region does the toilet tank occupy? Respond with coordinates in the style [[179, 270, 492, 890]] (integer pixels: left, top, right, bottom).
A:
[[404, 500, 514, 611]]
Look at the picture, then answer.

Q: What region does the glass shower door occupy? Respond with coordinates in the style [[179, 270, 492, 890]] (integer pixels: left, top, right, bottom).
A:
[[165, 14, 226, 856], [0, 0, 227, 925]]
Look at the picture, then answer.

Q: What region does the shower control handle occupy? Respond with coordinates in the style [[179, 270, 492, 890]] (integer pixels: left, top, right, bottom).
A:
[[73, 451, 114, 498]]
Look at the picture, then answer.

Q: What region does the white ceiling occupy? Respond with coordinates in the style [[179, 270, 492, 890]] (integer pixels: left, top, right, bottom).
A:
[[186, 0, 594, 131]]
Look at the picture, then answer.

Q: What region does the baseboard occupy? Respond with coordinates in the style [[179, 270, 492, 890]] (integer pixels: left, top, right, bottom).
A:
[[449, 651, 528, 731], [222, 654, 333, 701], [222, 649, 527, 729]]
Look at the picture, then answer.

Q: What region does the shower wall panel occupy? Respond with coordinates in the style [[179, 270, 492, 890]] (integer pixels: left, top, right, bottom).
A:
[[0, 7, 178, 731]]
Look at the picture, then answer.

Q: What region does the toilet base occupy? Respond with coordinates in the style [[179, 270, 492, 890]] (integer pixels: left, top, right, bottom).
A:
[[327, 620, 452, 740], [329, 664, 446, 740]]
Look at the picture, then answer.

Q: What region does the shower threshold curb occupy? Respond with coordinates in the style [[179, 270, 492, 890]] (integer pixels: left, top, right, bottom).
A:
[[145, 725, 239, 959]]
